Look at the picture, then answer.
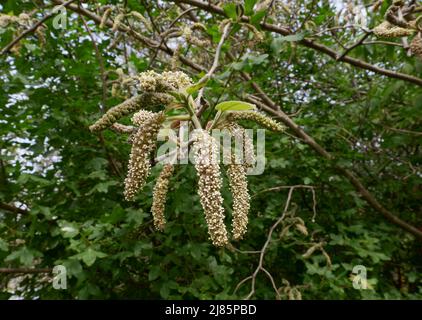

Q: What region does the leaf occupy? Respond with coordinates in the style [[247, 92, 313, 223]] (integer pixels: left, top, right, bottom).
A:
[[160, 282, 170, 299], [245, 0, 258, 16], [248, 53, 268, 65], [0, 238, 9, 252], [5, 246, 41, 266], [58, 220, 79, 238], [61, 259, 83, 278], [215, 101, 255, 112], [250, 9, 266, 26], [73, 248, 107, 267], [272, 33, 306, 54], [223, 3, 238, 20], [304, 177, 312, 185], [148, 266, 161, 281], [186, 81, 207, 95], [87, 180, 118, 195]]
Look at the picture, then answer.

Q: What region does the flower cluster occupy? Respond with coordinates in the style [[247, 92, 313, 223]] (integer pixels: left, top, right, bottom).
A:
[[373, 21, 414, 38], [227, 162, 250, 240], [132, 109, 156, 126], [227, 111, 285, 132], [88, 69, 288, 247], [124, 111, 165, 201], [89, 93, 171, 132], [136, 70, 192, 92], [151, 164, 174, 231], [1, 13, 45, 54], [192, 129, 229, 247], [410, 34, 422, 60], [221, 122, 256, 168]]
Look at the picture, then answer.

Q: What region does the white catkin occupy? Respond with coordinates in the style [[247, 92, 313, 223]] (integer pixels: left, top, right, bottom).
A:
[[124, 112, 165, 201], [227, 111, 284, 132], [151, 164, 174, 231], [227, 161, 250, 240], [193, 129, 229, 247]]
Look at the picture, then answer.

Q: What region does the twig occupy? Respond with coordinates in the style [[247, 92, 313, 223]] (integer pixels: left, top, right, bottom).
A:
[[0, 203, 29, 215], [0, 268, 52, 274], [362, 40, 404, 47], [243, 95, 422, 240], [382, 125, 422, 136], [238, 187, 298, 299], [175, 0, 422, 86], [336, 32, 371, 61], [194, 22, 231, 88], [80, 15, 107, 112]]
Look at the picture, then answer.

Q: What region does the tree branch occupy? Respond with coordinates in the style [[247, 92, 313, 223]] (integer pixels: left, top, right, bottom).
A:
[[0, 203, 29, 215], [174, 0, 422, 87], [0, 268, 52, 274]]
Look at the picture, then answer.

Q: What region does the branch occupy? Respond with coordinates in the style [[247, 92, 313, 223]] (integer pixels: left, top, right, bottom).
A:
[[246, 96, 422, 240], [175, 0, 422, 87], [0, 203, 29, 215], [336, 32, 371, 61], [235, 186, 312, 299], [195, 22, 231, 86], [51, 0, 205, 73], [0, 0, 77, 56], [0, 268, 52, 274]]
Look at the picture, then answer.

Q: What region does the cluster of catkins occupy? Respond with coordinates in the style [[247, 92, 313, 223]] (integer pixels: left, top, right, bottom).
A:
[[0, 12, 45, 54], [372, 1, 422, 60], [89, 70, 284, 246]]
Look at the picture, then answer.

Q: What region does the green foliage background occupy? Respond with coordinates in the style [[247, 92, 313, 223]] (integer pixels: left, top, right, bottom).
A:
[[0, 0, 421, 299]]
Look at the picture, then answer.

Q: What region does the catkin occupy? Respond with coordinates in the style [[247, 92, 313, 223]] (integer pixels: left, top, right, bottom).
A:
[[373, 21, 414, 38], [137, 70, 192, 92], [193, 129, 229, 247], [227, 162, 250, 240], [227, 111, 285, 132], [410, 34, 422, 60], [112, 13, 124, 32], [132, 109, 155, 127], [222, 122, 255, 168], [100, 8, 112, 29], [89, 93, 172, 132], [124, 112, 165, 201], [151, 164, 174, 231]]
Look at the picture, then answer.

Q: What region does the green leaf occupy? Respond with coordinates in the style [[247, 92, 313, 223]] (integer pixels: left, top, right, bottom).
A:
[[73, 248, 107, 267], [58, 220, 79, 238], [0, 238, 9, 252], [245, 0, 258, 16], [87, 180, 118, 195], [148, 266, 161, 281], [223, 3, 238, 20], [272, 33, 306, 54], [215, 100, 255, 112], [186, 81, 207, 95], [250, 9, 266, 26], [248, 53, 268, 65], [5, 246, 41, 266], [61, 259, 83, 278], [304, 177, 313, 185], [160, 282, 170, 299]]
